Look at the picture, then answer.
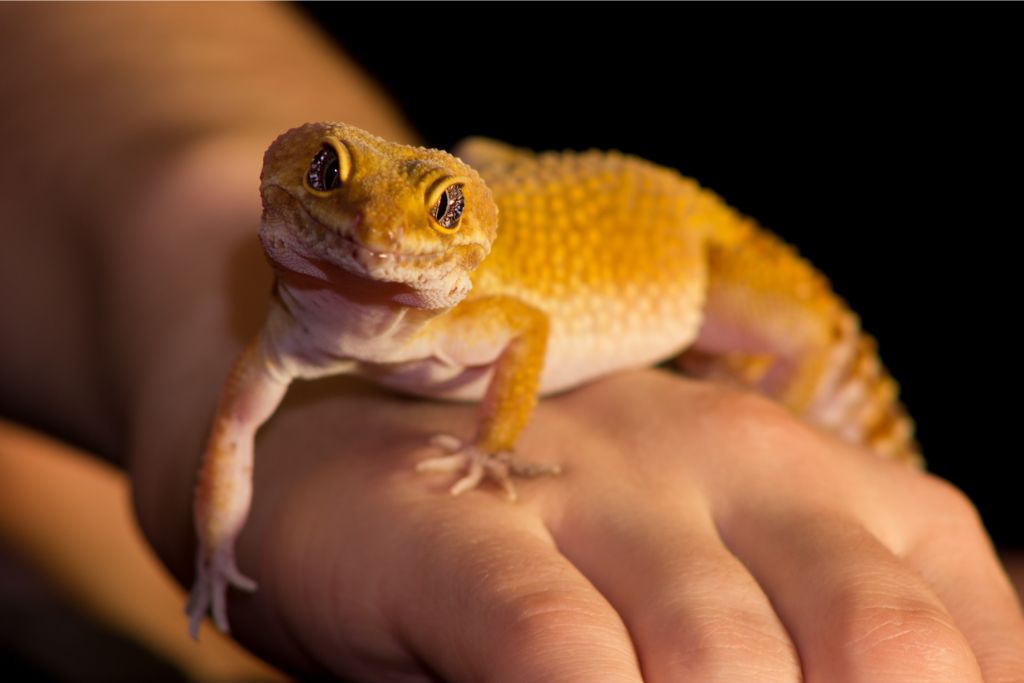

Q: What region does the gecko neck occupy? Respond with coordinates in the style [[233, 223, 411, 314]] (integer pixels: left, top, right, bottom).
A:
[[280, 276, 443, 334], [268, 263, 451, 371]]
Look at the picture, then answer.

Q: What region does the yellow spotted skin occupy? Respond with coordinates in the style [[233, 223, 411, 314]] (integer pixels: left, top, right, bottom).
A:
[[463, 143, 707, 379], [451, 138, 920, 465], [439, 141, 707, 455]]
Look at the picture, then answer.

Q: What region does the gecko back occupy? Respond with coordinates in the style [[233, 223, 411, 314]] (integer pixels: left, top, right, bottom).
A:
[[457, 137, 920, 465]]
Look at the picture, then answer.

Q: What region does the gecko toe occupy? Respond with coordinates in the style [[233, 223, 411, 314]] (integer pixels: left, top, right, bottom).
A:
[[185, 544, 253, 638], [212, 574, 230, 634], [429, 433, 464, 452], [225, 565, 258, 593], [416, 453, 469, 473], [449, 457, 486, 496], [186, 579, 209, 640], [417, 440, 556, 500]]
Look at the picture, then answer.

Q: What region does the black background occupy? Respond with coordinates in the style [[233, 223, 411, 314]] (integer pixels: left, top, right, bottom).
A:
[[303, 7, 1019, 547]]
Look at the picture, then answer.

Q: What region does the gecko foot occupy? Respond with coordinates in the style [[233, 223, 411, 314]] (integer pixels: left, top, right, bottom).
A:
[[416, 434, 561, 501], [185, 542, 257, 639]]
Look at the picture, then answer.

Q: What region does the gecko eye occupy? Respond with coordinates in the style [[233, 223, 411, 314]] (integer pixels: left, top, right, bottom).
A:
[[307, 145, 342, 192], [430, 184, 465, 230]]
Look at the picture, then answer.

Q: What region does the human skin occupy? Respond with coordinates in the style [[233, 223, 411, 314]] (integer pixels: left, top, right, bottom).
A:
[[1, 5, 1022, 682]]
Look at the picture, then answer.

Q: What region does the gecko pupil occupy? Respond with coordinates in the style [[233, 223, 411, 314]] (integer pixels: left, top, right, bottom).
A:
[[308, 146, 341, 191], [432, 184, 465, 229]]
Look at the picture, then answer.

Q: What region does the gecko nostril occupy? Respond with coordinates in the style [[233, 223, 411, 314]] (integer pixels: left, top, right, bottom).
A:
[[386, 225, 404, 245]]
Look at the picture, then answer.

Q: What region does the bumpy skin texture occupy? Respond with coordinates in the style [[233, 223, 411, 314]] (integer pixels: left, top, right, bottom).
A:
[[186, 122, 919, 637]]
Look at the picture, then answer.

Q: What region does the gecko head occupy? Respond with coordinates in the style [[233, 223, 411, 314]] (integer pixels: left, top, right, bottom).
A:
[[258, 122, 497, 308]]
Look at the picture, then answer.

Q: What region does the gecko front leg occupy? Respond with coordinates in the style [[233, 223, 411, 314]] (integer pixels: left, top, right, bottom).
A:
[[187, 331, 291, 638], [416, 296, 560, 501]]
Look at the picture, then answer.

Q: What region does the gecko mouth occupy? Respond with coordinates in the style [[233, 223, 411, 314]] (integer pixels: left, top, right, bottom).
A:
[[261, 185, 485, 292]]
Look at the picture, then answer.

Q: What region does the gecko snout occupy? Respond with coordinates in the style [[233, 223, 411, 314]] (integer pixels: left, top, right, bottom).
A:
[[352, 214, 412, 253]]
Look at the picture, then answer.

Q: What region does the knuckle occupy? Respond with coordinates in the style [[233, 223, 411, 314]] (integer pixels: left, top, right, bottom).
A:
[[699, 388, 808, 449], [654, 606, 799, 681], [499, 585, 619, 644], [696, 387, 834, 483], [702, 387, 791, 426], [841, 600, 977, 678], [919, 475, 984, 527], [484, 585, 641, 683]]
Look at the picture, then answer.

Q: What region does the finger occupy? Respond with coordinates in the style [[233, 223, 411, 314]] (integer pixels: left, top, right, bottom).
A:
[[387, 499, 645, 683], [724, 507, 983, 683], [903, 481, 1024, 681], [557, 494, 801, 682]]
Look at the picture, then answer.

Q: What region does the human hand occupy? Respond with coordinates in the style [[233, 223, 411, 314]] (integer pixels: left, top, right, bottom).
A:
[[192, 369, 1023, 682]]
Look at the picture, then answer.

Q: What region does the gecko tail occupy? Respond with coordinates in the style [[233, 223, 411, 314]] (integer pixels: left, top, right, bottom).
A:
[[678, 307, 922, 467], [802, 312, 922, 466], [675, 203, 922, 467]]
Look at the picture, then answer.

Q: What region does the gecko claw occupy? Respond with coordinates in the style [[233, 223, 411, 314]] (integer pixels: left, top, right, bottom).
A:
[[429, 433, 463, 451], [449, 455, 487, 496], [185, 544, 256, 640], [418, 434, 560, 500]]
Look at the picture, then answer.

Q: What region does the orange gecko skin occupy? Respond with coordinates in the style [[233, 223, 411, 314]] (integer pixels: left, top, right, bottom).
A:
[[458, 137, 918, 464]]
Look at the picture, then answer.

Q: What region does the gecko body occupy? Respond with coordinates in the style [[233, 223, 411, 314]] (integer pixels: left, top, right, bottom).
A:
[[187, 122, 919, 637]]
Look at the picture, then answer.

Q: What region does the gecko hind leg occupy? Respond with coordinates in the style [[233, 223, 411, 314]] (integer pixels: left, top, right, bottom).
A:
[[417, 434, 561, 502]]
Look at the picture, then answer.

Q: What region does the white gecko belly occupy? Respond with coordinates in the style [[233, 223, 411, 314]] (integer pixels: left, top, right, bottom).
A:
[[361, 285, 706, 401]]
